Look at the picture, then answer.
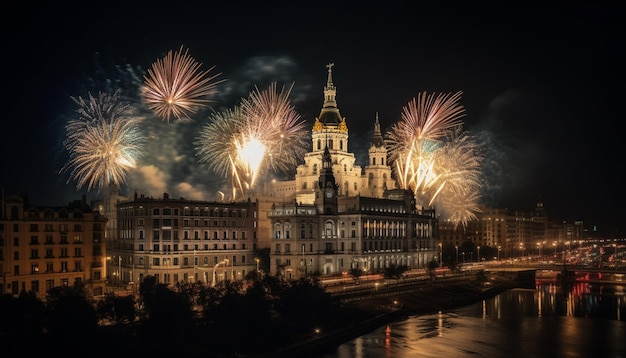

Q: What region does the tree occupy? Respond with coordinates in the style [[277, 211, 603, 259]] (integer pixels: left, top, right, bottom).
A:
[[45, 282, 98, 351], [139, 276, 194, 340], [96, 292, 137, 324], [382, 264, 409, 279], [0, 291, 45, 347], [349, 267, 363, 283], [427, 258, 439, 280]]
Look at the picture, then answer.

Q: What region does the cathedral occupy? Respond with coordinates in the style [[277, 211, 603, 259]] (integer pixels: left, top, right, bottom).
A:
[[264, 64, 439, 278]]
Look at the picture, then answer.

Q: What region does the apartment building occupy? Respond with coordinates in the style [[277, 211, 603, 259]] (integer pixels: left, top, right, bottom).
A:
[[0, 194, 107, 299]]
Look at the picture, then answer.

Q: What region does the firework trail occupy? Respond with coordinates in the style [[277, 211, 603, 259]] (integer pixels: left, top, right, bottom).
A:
[[429, 128, 484, 227], [143, 46, 222, 123], [195, 82, 309, 199], [385, 91, 483, 227], [62, 89, 145, 192]]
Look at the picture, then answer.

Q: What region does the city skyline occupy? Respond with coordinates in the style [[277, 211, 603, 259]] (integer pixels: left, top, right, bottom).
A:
[[2, 2, 623, 235]]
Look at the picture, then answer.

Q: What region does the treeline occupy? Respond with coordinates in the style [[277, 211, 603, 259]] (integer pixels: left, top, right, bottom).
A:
[[0, 274, 374, 357]]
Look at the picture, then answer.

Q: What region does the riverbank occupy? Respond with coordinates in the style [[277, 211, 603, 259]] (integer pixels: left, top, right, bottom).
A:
[[258, 276, 520, 358]]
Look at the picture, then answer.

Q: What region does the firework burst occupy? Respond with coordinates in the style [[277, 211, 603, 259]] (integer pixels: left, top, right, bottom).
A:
[[62, 89, 145, 192], [195, 82, 309, 199], [142, 46, 222, 123], [385, 91, 483, 228]]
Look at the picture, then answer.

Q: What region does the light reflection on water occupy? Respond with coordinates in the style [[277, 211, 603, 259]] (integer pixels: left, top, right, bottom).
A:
[[319, 283, 626, 358]]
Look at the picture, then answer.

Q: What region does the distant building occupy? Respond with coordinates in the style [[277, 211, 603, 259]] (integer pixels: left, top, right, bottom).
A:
[[0, 194, 107, 299], [438, 199, 586, 261]]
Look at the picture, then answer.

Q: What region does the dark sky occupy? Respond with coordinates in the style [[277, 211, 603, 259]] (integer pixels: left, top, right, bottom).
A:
[[2, 1, 624, 236]]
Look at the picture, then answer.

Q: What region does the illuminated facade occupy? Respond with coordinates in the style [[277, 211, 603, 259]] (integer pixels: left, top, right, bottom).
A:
[[112, 192, 259, 287], [267, 64, 439, 277], [0, 194, 107, 299]]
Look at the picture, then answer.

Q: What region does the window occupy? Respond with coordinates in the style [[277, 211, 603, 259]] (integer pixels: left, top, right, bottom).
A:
[[274, 223, 282, 239], [325, 222, 334, 237]]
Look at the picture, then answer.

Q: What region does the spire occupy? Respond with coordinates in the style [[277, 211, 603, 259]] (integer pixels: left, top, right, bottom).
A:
[[326, 62, 334, 88], [318, 63, 342, 126], [371, 112, 385, 147]]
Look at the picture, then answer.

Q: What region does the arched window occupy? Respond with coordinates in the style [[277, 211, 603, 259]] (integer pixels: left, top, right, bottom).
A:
[[312, 163, 318, 175], [274, 223, 282, 239], [317, 139, 321, 150], [324, 221, 335, 238]]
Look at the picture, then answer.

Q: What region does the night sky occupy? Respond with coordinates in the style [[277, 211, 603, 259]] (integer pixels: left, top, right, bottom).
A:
[[2, 2, 623, 235]]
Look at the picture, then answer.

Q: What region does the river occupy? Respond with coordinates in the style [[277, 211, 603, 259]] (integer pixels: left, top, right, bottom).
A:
[[317, 280, 626, 357]]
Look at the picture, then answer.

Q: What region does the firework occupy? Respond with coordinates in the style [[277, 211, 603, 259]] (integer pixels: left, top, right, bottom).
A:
[[195, 82, 309, 199], [62, 90, 144, 192], [385, 91, 483, 228], [142, 46, 222, 123]]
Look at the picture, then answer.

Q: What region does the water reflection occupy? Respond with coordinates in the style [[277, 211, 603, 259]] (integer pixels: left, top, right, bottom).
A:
[[320, 282, 626, 358]]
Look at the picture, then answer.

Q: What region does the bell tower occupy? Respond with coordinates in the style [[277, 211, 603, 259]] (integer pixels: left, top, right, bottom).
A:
[[317, 144, 338, 214]]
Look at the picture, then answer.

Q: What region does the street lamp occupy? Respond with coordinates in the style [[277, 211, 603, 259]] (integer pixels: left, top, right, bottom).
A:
[[212, 259, 229, 287], [455, 245, 459, 263], [255, 258, 260, 273], [118, 256, 122, 283], [614, 244, 618, 271], [477, 246, 481, 262], [498, 246, 501, 261], [439, 243, 442, 268]]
